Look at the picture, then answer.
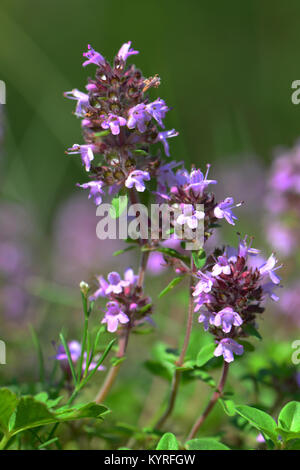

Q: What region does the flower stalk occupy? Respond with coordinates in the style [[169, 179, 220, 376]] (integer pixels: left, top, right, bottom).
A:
[[187, 361, 229, 440]]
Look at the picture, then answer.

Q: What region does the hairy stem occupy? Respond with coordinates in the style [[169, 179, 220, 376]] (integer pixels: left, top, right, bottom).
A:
[[154, 259, 195, 429], [187, 361, 229, 440]]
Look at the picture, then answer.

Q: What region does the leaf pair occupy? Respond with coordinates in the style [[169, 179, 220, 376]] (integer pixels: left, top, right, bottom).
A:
[[0, 388, 108, 449]]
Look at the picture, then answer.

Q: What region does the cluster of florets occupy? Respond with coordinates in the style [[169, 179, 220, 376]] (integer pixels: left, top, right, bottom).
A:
[[265, 142, 300, 257], [89, 268, 152, 333], [193, 236, 282, 362], [65, 42, 178, 205], [154, 163, 242, 243]]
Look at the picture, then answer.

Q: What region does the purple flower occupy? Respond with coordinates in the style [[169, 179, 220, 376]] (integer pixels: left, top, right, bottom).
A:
[[193, 272, 215, 296], [214, 197, 239, 225], [102, 301, 129, 333], [266, 221, 296, 257], [147, 252, 166, 275], [261, 281, 280, 302], [214, 338, 244, 363], [146, 98, 169, 128], [117, 41, 139, 62], [64, 89, 89, 117], [78, 181, 105, 205], [175, 168, 190, 187], [101, 113, 127, 135], [83, 44, 105, 67], [156, 129, 179, 156], [186, 166, 217, 196], [194, 292, 213, 310], [89, 276, 109, 301], [156, 161, 182, 193], [237, 235, 260, 259], [56, 341, 105, 372], [125, 170, 150, 192], [197, 308, 215, 331], [213, 307, 243, 333], [211, 256, 231, 277], [105, 271, 130, 295], [127, 104, 152, 133], [256, 433, 266, 443], [259, 254, 282, 285], [176, 203, 204, 229], [56, 340, 81, 362], [67, 144, 95, 171], [123, 268, 138, 286], [90, 269, 137, 299]]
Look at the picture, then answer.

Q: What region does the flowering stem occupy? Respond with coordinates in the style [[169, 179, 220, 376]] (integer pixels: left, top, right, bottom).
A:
[[95, 216, 150, 404], [187, 361, 229, 440], [154, 258, 195, 429]]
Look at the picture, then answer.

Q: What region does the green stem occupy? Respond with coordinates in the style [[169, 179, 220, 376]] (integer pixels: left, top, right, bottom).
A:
[[77, 316, 89, 381], [154, 258, 195, 429], [0, 433, 11, 451], [187, 361, 229, 440]]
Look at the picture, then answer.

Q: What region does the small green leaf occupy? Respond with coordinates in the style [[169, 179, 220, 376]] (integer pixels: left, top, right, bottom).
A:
[[192, 249, 206, 270], [93, 130, 110, 137], [239, 340, 255, 352], [110, 356, 126, 367], [0, 389, 18, 433], [278, 401, 300, 440], [242, 324, 262, 340], [55, 402, 107, 421], [110, 195, 128, 219], [38, 437, 59, 449], [144, 360, 174, 381], [219, 399, 236, 417], [142, 246, 190, 265], [196, 343, 215, 367], [158, 276, 184, 298], [156, 432, 179, 450], [185, 438, 230, 450], [235, 405, 278, 443], [113, 245, 137, 256], [10, 397, 56, 434], [133, 149, 148, 156], [192, 370, 216, 387]]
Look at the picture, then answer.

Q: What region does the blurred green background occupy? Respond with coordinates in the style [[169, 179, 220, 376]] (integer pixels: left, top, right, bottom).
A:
[[1, 0, 300, 449], [1, 0, 300, 224]]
